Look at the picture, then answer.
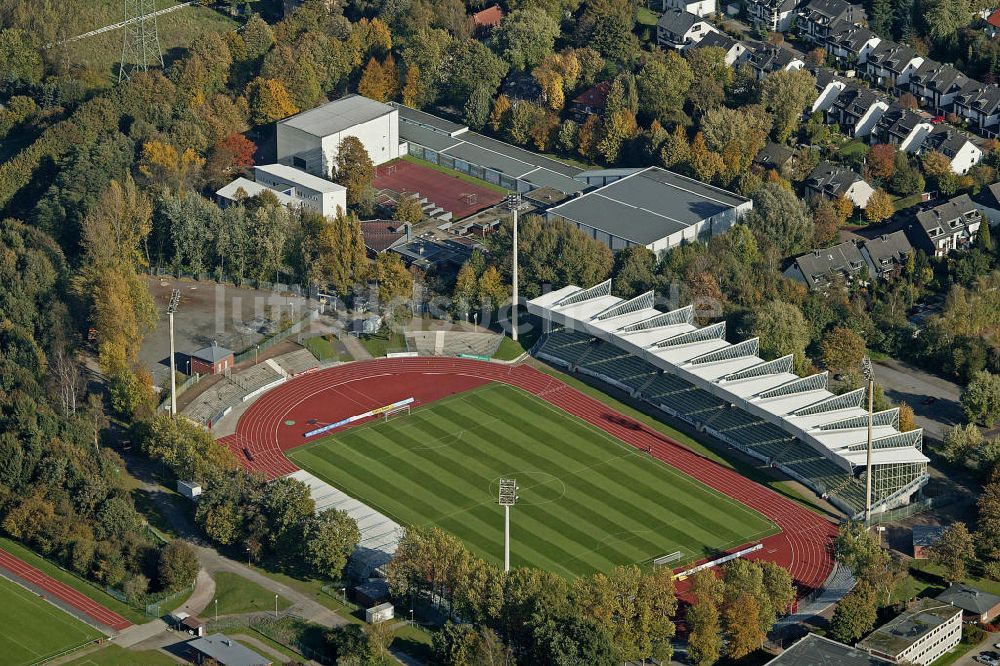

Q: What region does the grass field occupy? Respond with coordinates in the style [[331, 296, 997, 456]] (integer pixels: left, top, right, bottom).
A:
[[65, 645, 177, 666], [212, 572, 292, 615], [0, 576, 102, 665], [288, 383, 778, 576]]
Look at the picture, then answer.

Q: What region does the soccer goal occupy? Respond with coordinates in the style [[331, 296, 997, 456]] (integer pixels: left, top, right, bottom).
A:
[[383, 403, 411, 422], [652, 551, 684, 568]]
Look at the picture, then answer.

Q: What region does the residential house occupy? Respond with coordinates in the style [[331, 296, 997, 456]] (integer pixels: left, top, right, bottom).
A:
[[360, 220, 412, 257], [753, 142, 796, 171], [798, 0, 866, 45], [656, 9, 719, 50], [913, 193, 984, 256], [805, 161, 875, 207], [937, 584, 1000, 623], [828, 83, 891, 138], [661, 0, 716, 18], [745, 43, 805, 79], [864, 41, 923, 91], [911, 525, 945, 559], [871, 104, 934, 152], [187, 634, 272, 666], [918, 125, 983, 174], [569, 81, 611, 122], [952, 82, 1000, 135], [784, 240, 869, 289], [745, 0, 800, 32], [812, 70, 848, 113], [861, 231, 913, 280], [986, 8, 1000, 37], [692, 31, 748, 65], [976, 181, 1000, 225], [907, 60, 969, 113], [826, 20, 882, 69], [470, 4, 504, 37]]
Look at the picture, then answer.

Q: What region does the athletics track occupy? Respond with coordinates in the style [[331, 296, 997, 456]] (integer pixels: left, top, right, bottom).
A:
[[219, 358, 837, 594], [0, 547, 132, 632]]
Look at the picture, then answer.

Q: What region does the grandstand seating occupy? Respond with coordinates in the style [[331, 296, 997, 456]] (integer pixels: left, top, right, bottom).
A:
[[582, 352, 658, 389], [406, 330, 503, 357], [536, 329, 598, 367]]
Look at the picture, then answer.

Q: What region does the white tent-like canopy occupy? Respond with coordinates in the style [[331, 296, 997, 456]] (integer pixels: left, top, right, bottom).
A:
[[527, 280, 929, 516]]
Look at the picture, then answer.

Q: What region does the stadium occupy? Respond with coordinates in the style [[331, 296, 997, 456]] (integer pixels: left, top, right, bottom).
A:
[[219, 354, 838, 593]]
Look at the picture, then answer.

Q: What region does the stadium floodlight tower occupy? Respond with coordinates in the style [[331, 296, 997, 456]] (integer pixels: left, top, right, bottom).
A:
[[167, 289, 181, 417], [506, 193, 521, 342], [498, 478, 518, 572], [861, 355, 875, 524]]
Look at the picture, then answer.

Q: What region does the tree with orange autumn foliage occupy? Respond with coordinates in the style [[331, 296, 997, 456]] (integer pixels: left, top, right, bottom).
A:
[[245, 77, 298, 126]]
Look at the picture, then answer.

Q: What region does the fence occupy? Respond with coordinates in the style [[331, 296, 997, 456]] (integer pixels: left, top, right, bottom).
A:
[[150, 267, 306, 298], [233, 310, 318, 365], [867, 494, 955, 526], [156, 372, 202, 412]]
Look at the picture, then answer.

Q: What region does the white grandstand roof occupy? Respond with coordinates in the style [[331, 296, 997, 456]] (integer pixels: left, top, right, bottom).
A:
[[527, 282, 929, 471]]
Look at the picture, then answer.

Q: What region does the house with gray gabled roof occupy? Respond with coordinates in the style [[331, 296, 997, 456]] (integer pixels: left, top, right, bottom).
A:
[[828, 83, 891, 138], [861, 231, 913, 280], [918, 125, 983, 174], [913, 193, 984, 256], [871, 104, 934, 152], [693, 31, 748, 65], [187, 633, 271, 666], [827, 20, 882, 68], [657, 9, 718, 49], [937, 584, 1000, 623], [953, 82, 1000, 135], [907, 59, 969, 113], [864, 41, 924, 91], [745, 0, 800, 32], [805, 161, 875, 207], [784, 239, 869, 289], [660, 0, 716, 18], [745, 43, 805, 79], [799, 0, 866, 44]]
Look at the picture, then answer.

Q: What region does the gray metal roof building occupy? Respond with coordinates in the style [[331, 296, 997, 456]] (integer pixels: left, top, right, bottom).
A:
[[546, 167, 751, 253], [188, 633, 271, 666], [391, 103, 586, 195], [767, 633, 892, 665], [281, 94, 395, 137]]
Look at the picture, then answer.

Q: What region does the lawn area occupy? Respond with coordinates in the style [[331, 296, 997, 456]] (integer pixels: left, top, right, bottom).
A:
[[391, 623, 434, 662], [493, 335, 526, 360], [358, 328, 408, 357], [213, 572, 293, 616], [637, 6, 660, 25], [303, 334, 344, 362], [401, 155, 508, 195], [837, 139, 870, 161], [0, 537, 145, 624], [288, 383, 778, 576], [535, 365, 836, 517], [0, 576, 102, 666], [64, 644, 177, 666], [895, 559, 1000, 604], [893, 192, 926, 211]]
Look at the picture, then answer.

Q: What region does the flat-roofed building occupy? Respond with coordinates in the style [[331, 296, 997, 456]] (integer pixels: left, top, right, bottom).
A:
[[254, 164, 347, 218], [546, 166, 751, 253], [857, 598, 962, 665], [277, 94, 400, 177], [767, 633, 892, 665]]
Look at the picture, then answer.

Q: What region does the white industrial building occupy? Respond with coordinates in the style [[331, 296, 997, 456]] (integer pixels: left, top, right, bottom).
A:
[[277, 94, 400, 177], [857, 598, 962, 665], [527, 281, 929, 517], [546, 167, 752, 254], [254, 164, 346, 218]]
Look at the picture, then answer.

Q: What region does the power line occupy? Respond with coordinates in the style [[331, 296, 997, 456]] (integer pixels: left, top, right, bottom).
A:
[[119, 0, 164, 83]]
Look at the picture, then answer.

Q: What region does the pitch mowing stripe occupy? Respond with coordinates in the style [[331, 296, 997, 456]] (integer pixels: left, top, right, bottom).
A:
[[346, 413, 635, 571], [462, 390, 765, 544], [292, 383, 778, 575]]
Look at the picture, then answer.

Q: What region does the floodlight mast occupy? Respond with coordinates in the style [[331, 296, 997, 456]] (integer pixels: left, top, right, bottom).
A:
[[861, 356, 875, 524], [167, 289, 181, 417], [506, 194, 521, 343], [498, 478, 518, 572]]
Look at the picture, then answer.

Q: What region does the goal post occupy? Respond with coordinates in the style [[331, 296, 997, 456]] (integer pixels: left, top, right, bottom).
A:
[[383, 404, 411, 422]]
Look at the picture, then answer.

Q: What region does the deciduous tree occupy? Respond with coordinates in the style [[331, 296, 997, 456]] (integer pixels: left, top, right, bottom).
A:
[[303, 509, 360, 579], [963, 370, 1000, 427], [929, 522, 977, 583], [830, 583, 878, 642], [333, 136, 375, 205], [245, 77, 298, 125], [865, 189, 895, 223]]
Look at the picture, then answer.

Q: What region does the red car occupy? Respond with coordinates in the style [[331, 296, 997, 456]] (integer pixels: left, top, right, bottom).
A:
[[931, 115, 946, 124]]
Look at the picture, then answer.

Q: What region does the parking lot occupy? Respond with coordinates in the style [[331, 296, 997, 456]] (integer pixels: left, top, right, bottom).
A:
[[138, 277, 311, 389]]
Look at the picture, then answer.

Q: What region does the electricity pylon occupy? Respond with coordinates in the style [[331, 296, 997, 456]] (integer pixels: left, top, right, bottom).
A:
[[119, 0, 164, 82]]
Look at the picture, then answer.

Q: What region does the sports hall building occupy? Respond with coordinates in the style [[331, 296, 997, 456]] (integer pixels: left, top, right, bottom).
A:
[[527, 281, 929, 518]]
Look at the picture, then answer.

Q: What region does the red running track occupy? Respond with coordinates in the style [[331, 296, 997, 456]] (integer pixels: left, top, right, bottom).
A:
[[0, 547, 132, 632], [220, 358, 837, 594]]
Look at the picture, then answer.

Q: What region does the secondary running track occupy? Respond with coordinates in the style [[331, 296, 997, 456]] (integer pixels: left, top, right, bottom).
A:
[[220, 358, 837, 593], [0, 547, 131, 632]]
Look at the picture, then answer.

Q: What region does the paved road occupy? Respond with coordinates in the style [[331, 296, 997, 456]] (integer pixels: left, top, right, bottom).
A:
[[874, 357, 964, 441], [950, 630, 1000, 666]]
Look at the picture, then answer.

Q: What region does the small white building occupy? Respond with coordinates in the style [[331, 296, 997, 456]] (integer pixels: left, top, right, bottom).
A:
[[366, 602, 394, 624], [918, 126, 983, 175], [660, 0, 716, 18], [254, 164, 347, 218], [177, 480, 203, 499], [277, 94, 400, 178]]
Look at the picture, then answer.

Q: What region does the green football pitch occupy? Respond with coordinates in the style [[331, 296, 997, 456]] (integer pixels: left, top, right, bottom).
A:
[[0, 576, 102, 664], [288, 384, 778, 577]]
